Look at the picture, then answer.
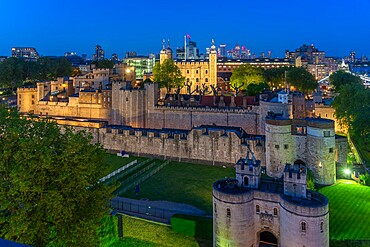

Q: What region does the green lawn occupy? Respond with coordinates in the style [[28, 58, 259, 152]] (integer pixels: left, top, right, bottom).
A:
[[319, 180, 370, 241], [121, 161, 235, 214], [103, 153, 148, 176], [114, 215, 199, 247]]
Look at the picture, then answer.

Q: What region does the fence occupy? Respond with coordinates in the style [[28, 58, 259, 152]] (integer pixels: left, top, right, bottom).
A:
[[99, 160, 138, 183], [111, 196, 204, 224], [115, 160, 171, 195], [104, 158, 153, 185]]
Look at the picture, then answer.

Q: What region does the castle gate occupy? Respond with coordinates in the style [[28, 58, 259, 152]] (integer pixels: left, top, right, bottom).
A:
[[259, 231, 278, 247]]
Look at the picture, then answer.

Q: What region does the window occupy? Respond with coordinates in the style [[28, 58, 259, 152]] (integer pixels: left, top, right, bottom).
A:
[[205, 70, 208, 74], [32, 95, 35, 99], [256, 205, 260, 213], [301, 222, 307, 232], [275, 145, 279, 149], [273, 208, 278, 216], [284, 144, 289, 149], [187, 70, 189, 74], [244, 176, 249, 186], [205, 78, 208, 82], [320, 222, 324, 232], [226, 208, 231, 218], [214, 203, 217, 213], [196, 70, 199, 74], [196, 78, 199, 82], [31, 100, 34, 105], [329, 148, 333, 153], [323, 131, 330, 137]]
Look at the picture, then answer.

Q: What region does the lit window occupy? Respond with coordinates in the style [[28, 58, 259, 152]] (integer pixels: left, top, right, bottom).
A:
[[226, 208, 231, 217], [301, 222, 307, 232]]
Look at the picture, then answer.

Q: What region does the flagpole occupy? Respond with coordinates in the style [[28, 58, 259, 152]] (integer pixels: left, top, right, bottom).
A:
[[184, 35, 187, 61]]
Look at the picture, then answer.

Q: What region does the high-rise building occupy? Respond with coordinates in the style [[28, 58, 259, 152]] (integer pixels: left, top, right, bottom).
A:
[[219, 44, 227, 58], [111, 53, 119, 63], [92, 45, 105, 61], [350, 51, 356, 63], [11, 47, 39, 61]]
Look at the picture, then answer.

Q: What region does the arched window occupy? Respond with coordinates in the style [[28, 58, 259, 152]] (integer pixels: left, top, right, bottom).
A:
[[196, 78, 199, 82], [244, 176, 249, 186], [273, 208, 278, 216], [226, 208, 231, 217], [186, 78, 190, 82], [205, 78, 208, 82], [301, 221, 307, 232], [214, 203, 217, 213], [256, 205, 260, 213], [320, 222, 324, 232]]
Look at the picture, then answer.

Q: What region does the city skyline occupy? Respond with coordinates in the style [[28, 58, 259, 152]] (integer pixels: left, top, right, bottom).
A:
[[0, 0, 370, 58]]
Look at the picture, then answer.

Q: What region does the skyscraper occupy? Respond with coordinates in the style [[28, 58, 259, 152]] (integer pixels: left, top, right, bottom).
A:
[[92, 45, 105, 61]]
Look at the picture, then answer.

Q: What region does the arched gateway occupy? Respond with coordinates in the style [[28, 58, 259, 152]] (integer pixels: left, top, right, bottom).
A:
[[259, 231, 278, 247]]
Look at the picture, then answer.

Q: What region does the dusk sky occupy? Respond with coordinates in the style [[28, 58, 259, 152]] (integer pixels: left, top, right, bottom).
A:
[[1, 0, 369, 59]]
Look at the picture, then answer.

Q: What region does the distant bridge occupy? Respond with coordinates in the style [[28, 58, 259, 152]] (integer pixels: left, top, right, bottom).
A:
[[318, 72, 370, 87]]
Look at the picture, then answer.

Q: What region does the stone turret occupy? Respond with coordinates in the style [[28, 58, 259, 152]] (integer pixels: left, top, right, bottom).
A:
[[236, 152, 261, 189], [283, 163, 307, 198]]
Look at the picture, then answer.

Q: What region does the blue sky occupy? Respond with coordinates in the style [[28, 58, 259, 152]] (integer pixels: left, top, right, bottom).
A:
[[0, 0, 369, 58]]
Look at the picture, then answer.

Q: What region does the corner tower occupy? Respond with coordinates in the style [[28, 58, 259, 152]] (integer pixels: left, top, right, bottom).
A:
[[209, 39, 217, 87]]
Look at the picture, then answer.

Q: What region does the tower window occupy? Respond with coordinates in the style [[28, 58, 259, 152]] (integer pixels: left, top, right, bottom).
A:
[[284, 144, 288, 149], [196, 78, 199, 82], [196, 70, 199, 74], [256, 205, 260, 214], [275, 144, 279, 149], [205, 70, 208, 74], [187, 70, 189, 74], [329, 148, 333, 153], [273, 208, 278, 216], [301, 221, 307, 232], [214, 203, 217, 213], [205, 78, 208, 82], [320, 222, 324, 232], [323, 131, 330, 137], [226, 208, 231, 218]]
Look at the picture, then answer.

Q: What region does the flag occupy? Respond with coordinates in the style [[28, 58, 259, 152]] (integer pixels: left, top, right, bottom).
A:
[[186, 34, 191, 39]]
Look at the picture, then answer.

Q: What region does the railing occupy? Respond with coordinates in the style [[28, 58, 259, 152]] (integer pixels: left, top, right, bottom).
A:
[[99, 160, 137, 183], [104, 158, 153, 185], [114, 160, 170, 195], [111, 195, 204, 224]]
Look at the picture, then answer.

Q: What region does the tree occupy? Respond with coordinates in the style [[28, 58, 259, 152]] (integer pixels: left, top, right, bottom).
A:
[[92, 59, 114, 69], [329, 70, 363, 91], [0, 106, 114, 246], [263, 67, 287, 89], [230, 64, 264, 92], [152, 59, 185, 93], [286, 67, 318, 93], [245, 82, 270, 96]]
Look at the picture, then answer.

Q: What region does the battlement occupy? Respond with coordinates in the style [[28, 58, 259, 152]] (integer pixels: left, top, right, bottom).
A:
[[17, 87, 37, 92], [154, 105, 257, 113], [266, 116, 334, 129]]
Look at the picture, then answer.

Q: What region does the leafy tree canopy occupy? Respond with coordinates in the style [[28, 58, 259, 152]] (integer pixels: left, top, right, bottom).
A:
[[0, 106, 113, 246], [92, 59, 114, 69], [286, 67, 318, 93], [230, 64, 264, 91], [329, 70, 363, 90], [0, 57, 72, 89], [245, 82, 270, 96], [332, 83, 370, 144], [152, 59, 185, 93]]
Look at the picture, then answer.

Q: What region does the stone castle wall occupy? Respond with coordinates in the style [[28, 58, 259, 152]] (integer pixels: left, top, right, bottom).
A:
[[147, 106, 259, 134], [97, 126, 265, 165]]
